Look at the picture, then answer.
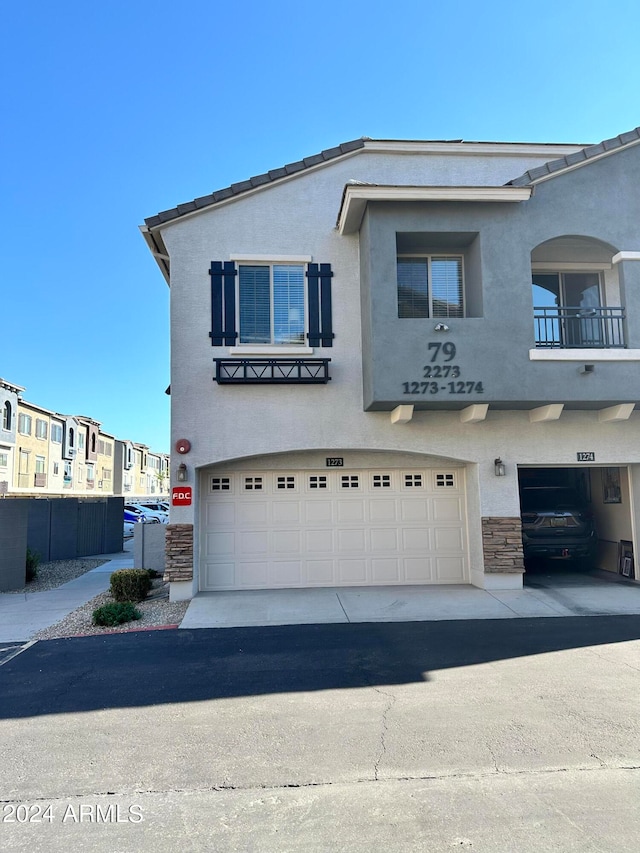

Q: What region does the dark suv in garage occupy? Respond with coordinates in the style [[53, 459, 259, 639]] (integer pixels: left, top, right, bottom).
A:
[[520, 486, 597, 564]]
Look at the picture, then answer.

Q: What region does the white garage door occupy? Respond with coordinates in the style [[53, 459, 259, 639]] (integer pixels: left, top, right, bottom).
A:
[[201, 468, 468, 590]]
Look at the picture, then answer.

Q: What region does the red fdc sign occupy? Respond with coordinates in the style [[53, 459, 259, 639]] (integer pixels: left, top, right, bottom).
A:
[[172, 486, 192, 506]]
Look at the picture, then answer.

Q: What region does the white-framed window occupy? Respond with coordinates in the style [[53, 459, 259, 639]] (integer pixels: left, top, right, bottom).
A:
[[102, 467, 112, 481], [86, 465, 95, 483], [397, 255, 464, 319], [77, 465, 83, 482], [238, 263, 305, 345], [276, 475, 296, 490], [372, 473, 392, 488], [340, 474, 360, 489], [35, 456, 46, 474], [2, 401, 11, 431], [404, 473, 423, 488], [0, 452, 8, 468], [308, 475, 328, 490], [18, 413, 32, 435], [35, 418, 48, 439], [53, 462, 59, 475], [435, 472, 456, 488], [51, 423, 63, 443], [211, 476, 231, 492], [78, 432, 85, 450], [244, 476, 263, 491]]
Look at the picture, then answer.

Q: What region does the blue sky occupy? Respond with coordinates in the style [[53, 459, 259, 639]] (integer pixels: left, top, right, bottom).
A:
[[2, 0, 640, 453]]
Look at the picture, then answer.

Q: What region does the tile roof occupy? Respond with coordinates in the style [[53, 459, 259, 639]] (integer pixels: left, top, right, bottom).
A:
[[507, 127, 640, 186], [144, 139, 367, 228]]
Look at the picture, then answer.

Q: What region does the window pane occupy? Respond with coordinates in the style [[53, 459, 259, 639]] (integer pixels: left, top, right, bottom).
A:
[[431, 258, 463, 318], [397, 258, 429, 318], [273, 265, 304, 344], [239, 266, 271, 343]]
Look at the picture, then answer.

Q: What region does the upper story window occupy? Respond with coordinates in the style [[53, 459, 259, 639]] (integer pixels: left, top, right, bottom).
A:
[[51, 423, 62, 443], [2, 401, 11, 431], [239, 264, 305, 345], [18, 413, 32, 435], [209, 259, 334, 349], [531, 237, 624, 349], [35, 418, 48, 439], [78, 432, 85, 450], [397, 256, 464, 319]]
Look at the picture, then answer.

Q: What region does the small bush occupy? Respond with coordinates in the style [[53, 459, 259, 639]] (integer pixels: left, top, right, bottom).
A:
[[146, 569, 160, 579], [110, 569, 152, 602], [92, 601, 141, 627], [25, 548, 40, 583]]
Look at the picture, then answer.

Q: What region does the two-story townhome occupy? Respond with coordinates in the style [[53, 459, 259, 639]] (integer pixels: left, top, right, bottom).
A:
[[0, 378, 24, 494], [142, 128, 640, 602]]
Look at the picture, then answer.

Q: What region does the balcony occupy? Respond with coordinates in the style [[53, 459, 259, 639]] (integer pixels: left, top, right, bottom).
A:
[[214, 358, 331, 384], [534, 306, 625, 349], [34, 473, 47, 488]]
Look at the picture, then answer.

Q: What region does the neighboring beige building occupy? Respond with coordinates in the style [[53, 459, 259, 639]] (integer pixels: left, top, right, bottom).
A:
[[0, 380, 168, 499]]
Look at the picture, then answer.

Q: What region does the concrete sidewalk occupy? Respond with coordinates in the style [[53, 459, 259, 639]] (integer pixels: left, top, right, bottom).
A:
[[180, 570, 640, 629], [0, 548, 133, 643]]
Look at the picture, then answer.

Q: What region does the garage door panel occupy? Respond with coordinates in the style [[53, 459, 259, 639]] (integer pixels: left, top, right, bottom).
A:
[[205, 502, 235, 526], [206, 532, 234, 556], [435, 557, 465, 581], [272, 530, 301, 554], [337, 500, 365, 523], [204, 562, 235, 588], [202, 467, 467, 590], [305, 529, 334, 553], [307, 560, 335, 584], [236, 502, 269, 525], [399, 499, 429, 522], [272, 501, 301, 523], [304, 501, 333, 523], [337, 528, 366, 551], [269, 561, 302, 585], [237, 561, 268, 586], [239, 531, 269, 554], [370, 528, 398, 551], [434, 527, 464, 550], [432, 497, 464, 522], [371, 558, 401, 582], [369, 499, 397, 522], [405, 557, 434, 582], [338, 559, 367, 583]]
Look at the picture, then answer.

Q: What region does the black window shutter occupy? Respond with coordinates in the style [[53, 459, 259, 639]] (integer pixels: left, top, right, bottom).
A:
[[306, 263, 334, 347], [209, 261, 238, 346]]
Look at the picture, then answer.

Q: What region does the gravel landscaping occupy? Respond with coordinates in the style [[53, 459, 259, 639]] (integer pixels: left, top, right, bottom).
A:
[[33, 580, 190, 640], [6, 557, 109, 594]]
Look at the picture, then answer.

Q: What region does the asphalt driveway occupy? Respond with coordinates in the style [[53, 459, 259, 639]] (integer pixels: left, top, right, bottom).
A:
[[1, 618, 640, 851]]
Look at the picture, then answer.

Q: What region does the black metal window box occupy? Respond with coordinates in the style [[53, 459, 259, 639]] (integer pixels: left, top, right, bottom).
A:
[[214, 358, 331, 384]]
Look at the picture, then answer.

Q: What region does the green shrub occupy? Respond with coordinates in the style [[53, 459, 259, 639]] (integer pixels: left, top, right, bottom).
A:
[[92, 601, 141, 627], [109, 569, 152, 602], [25, 548, 40, 583]]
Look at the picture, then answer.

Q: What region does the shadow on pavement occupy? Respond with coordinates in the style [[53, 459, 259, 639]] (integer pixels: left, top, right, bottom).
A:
[[1, 616, 640, 719]]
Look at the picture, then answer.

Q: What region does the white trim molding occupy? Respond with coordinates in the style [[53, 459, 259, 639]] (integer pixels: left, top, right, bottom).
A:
[[229, 346, 314, 356], [612, 251, 640, 264], [229, 254, 313, 263], [529, 349, 640, 362], [337, 185, 532, 235]]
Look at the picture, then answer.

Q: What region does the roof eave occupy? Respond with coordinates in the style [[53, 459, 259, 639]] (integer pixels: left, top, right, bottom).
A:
[[337, 185, 533, 235]]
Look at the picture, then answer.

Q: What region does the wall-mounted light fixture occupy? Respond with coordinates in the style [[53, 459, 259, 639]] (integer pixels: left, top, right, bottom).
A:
[[579, 364, 595, 375], [494, 458, 506, 477], [434, 323, 450, 332], [176, 463, 188, 482]]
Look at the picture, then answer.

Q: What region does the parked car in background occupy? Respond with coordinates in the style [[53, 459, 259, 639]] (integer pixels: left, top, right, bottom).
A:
[[125, 502, 168, 524], [520, 487, 597, 565], [138, 501, 170, 517], [124, 507, 146, 538]]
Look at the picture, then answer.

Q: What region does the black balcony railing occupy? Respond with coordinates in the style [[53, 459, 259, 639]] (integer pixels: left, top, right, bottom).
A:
[[534, 306, 625, 349], [214, 358, 331, 384]]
